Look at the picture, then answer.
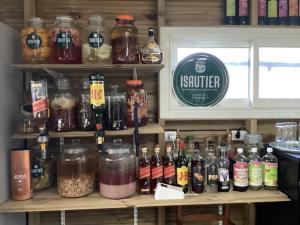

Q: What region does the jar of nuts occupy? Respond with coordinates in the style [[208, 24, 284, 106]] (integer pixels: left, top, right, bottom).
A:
[[58, 140, 96, 198]]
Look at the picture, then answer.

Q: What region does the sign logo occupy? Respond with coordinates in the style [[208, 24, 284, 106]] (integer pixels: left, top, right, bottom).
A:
[[173, 53, 229, 107]]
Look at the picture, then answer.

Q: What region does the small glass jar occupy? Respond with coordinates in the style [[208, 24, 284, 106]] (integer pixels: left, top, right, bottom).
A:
[[111, 15, 139, 64], [126, 80, 148, 127], [49, 16, 82, 64], [58, 141, 96, 197], [50, 78, 77, 132], [82, 15, 112, 64], [21, 17, 51, 63], [244, 134, 264, 157], [99, 139, 136, 199]]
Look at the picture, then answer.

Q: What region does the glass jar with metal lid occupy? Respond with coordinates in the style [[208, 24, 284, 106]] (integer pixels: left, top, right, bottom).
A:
[[49, 15, 82, 64], [82, 15, 112, 64]]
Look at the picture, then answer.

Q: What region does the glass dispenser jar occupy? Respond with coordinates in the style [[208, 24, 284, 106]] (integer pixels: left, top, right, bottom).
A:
[[126, 80, 148, 127], [104, 85, 127, 130], [99, 139, 136, 199], [82, 15, 112, 64], [50, 78, 77, 132], [21, 17, 51, 63], [49, 16, 82, 64], [244, 134, 264, 157], [111, 15, 139, 64], [58, 141, 96, 197]]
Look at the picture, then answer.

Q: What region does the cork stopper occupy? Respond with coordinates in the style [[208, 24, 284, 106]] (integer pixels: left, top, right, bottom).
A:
[[141, 146, 147, 153]]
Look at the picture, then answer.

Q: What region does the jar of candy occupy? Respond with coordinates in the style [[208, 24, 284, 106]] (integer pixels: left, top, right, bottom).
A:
[[49, 16, 82, 64], [21, 17, 51, 63], [126, 80, 148, 127], [111, 15, 139, 64], [82, 15, 112, 64]]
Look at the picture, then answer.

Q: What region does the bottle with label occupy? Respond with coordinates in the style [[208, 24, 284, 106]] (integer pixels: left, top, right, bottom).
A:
[[163, 144, 176, 185], [205, 145, 218, 192], [289, 0, 299, 25], [191, 142, 205, 193], [233, 148, 248, 192], [150, 145, 163, 194], [268, 0, 278, 25], [225, 0, 237, 25], [217, 147, 230, 192], [140, 28, 163, 64], [90, 73, 106, 152], [138, 146, 151, 194], [262, 147, 278, 190], [248, 147, 263, 190], [238, 0, 249, 25], [176, 141, 189, 193], [278, 0, 288, 25], [186, 136, 194, 190], [258, 0, 268, 25]]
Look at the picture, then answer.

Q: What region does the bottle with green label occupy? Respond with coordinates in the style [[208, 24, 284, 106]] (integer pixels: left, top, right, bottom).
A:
[[262, 147, 278, 190], [225, 0, 237, 25], [248, 147, 263, 190], [268, 0, 278, 25]]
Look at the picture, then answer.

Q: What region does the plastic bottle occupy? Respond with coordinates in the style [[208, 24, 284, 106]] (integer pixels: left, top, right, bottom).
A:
[[233, 148, 248, 192], [248, 147, 263, 190], [262, 147, 278, 190]]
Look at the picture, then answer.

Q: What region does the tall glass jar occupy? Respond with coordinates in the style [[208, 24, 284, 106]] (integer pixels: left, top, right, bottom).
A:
[[126, 80, 148, 127], [21, 17, 51, 63], [58, 141, 96, 197], [111, 15, 139, 64], [82, 15, 112, 64], [49, 16, 82, 64], [50, 78, 77, 132]]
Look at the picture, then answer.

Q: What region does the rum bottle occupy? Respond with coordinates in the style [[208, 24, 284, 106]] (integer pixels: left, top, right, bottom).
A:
[[278, 0, 288, 25], [163, 144, 176, 185], [140, 28, 163, 64], [191, 142, 205, 193], [238, 0, 249, 25], [262, 147, 278, 190], [176, 141, 188, 193], [217, 147, 230, 192], [225, 0, 237, 25], [205, 145, 218, 192], [233, 148, 248, 192], [138, 146, 151, 194], [258, 0, 268, 25], [268, 0, 278, 25], [288, 0, 299, 25], [150, 145, 163, 194]]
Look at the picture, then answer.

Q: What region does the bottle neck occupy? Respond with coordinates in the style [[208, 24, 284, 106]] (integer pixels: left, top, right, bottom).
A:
[[148, 35, 155, 42], [220, 150, 226, 158]]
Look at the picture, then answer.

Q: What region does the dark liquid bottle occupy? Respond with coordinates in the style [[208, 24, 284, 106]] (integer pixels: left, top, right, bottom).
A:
[[278, 0, 288, 25], [238, 0, 249, 25], [268, 0, 278, 25], [176, 141, 189, 193], [233, 148, 249, 192], [138, 146, 151, 194], [288, 0, 299, 25], [225, 0, 237, 25], [217, 147, 230, 192], [163, 144, 176, 185], [258, 0, 268, 25], [191, 142, 205, 193], [150, 145, 163, 194]]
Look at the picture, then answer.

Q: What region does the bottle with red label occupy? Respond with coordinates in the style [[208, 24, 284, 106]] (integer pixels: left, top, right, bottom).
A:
[[278, 0, 288, 25], [138, 146, 151, 194], [191, 142, 205, 193], [176, 141, 189, 193], [163, 144, 176, 185], [238, 0, 249, 25], [233, 148, 249, 192], [150, 145, 163, 194]]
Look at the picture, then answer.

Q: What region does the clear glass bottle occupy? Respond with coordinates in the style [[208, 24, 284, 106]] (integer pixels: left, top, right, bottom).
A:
[[191, 142, 205, 193], [150, 145, 163, 194], [82, 15, 112, 64], [49, 16, 82, 64], [217, 147, 230, 192], [138, 146, 151, 194], [50, 78, 77, 132], [205, 145, 218, 193], [233, 148, 248, 192], [163, 144, 176, 186], [21, 17, 51, 63], [262, 147, 278, 190], [140, 28, 163, 64], [111, 15, 139, 64], [248, 147, 263, 190]]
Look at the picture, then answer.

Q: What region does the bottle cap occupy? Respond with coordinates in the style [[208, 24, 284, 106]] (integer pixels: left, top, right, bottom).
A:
[[179, 141, 185, 149], [154, 145, 160, 153], [237, 148, 243, 154], [141, 146, 147, 153], [116, 15, 134, 21], [126, 79, 143, 86], [148, 27, 155, 37], [267, 147, 273, 153], [166, 144, 172, 153], [251, 147, 258, 153]]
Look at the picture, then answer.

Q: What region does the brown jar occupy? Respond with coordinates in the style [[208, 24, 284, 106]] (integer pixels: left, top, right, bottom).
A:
[[11, 149, 32, 201], [111, 15, 139, 64]]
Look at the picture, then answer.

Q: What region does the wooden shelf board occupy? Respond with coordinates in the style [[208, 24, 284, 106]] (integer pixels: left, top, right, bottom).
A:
[[9, 64, 164, 73], [12, 123, 164, 139], [0, 189, 289, 213]]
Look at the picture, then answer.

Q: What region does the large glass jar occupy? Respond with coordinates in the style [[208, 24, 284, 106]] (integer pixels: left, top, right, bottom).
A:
[[50, 78, 76, 132], [126, 80, 148, 127], [82, 15, 112, 64], [49, 16, 82, 64], [58, 141, 96, 197], [244, 134, 264, 157], [111, 15, 139, 64], [99, 139, 136, 199], [21, 17, 51, 63]]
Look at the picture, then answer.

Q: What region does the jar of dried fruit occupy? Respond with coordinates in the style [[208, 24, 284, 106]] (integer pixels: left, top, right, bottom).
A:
[[82, 15, 112, 64], [21, 17, 51, 63], [49, 16, 82, 64]]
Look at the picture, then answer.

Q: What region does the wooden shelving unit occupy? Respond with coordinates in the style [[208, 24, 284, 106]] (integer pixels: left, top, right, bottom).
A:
[[0, 188, 290, 213], [12, 123, 164, 139]]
